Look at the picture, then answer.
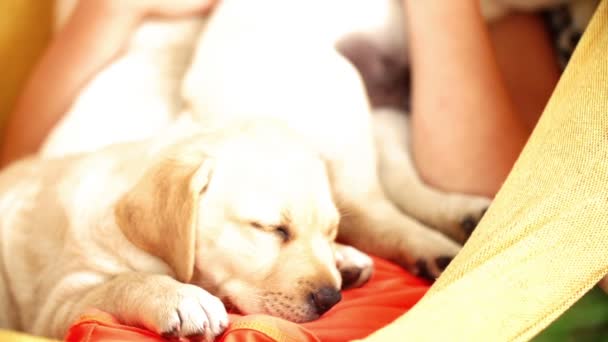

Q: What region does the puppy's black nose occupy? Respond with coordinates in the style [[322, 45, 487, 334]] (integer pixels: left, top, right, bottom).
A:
[[310, 287, 341, 315]]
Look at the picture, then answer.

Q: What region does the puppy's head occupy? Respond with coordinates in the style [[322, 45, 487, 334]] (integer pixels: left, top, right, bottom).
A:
[[116, 121, 342, 322]]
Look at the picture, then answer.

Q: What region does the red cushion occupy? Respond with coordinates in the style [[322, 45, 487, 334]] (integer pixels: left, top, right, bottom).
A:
[[65, 257, 429, 342]]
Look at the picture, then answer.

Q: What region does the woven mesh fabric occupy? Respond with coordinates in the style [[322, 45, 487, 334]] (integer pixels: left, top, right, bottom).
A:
[[361, 1, 608, 341]]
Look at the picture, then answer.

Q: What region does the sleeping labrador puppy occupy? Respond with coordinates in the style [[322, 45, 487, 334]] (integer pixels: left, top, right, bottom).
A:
[[0, 120, 375, 339]]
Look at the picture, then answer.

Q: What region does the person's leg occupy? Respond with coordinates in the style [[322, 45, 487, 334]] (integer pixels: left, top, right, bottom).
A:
[[490, 13, 560, 131], [404, 1, 559, 197]]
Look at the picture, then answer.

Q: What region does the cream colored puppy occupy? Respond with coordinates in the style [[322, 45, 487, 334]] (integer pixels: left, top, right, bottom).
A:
[[0, 121, 358, 339]]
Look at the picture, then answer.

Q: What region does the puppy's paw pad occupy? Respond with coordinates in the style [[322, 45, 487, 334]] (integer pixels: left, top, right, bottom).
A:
[[460, 206, 489, 239], [160, 323, 181, 339], [412, 255, 455, 281], [340, 267, 362, 289], [460, 215, 478, 236], [340, 265, 373, 290], [413, 259, 434, 281], [434, 256, 453, 271], [335, 245, 374, 290]]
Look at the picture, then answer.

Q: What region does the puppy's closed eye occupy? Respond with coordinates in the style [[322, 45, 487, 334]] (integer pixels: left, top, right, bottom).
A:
[[250, 222, 291, 243], [274, 225, 290, 242]]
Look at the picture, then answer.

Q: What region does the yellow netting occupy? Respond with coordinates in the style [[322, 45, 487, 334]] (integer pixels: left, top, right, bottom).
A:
[[361, 1, 608, 341]]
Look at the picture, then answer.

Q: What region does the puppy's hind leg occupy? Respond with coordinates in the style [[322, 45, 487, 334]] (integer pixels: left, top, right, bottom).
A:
[[373, 108, 491, 243], [327, 123, 461, 280]]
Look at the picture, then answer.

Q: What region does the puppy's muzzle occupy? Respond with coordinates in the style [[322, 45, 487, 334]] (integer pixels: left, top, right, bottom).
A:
[[310, 287, 341, 315]]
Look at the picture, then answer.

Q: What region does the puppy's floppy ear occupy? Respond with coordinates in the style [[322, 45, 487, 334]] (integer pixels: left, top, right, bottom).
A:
[[115, 151, 213, 283]]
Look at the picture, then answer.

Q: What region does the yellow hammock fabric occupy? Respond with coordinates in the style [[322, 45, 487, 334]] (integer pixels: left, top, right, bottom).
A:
[[361, 1, 608, 341]]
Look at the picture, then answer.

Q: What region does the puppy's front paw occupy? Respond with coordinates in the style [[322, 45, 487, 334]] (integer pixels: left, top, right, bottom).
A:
[[147, 283, 228, 340], [335, 243, 373, 290]]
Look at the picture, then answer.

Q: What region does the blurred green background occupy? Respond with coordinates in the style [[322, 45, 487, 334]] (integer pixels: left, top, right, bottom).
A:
[[534, 287, 608, 342]]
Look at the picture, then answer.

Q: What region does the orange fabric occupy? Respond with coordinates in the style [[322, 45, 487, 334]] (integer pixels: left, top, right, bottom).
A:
[[65, 257, 429, 342]]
